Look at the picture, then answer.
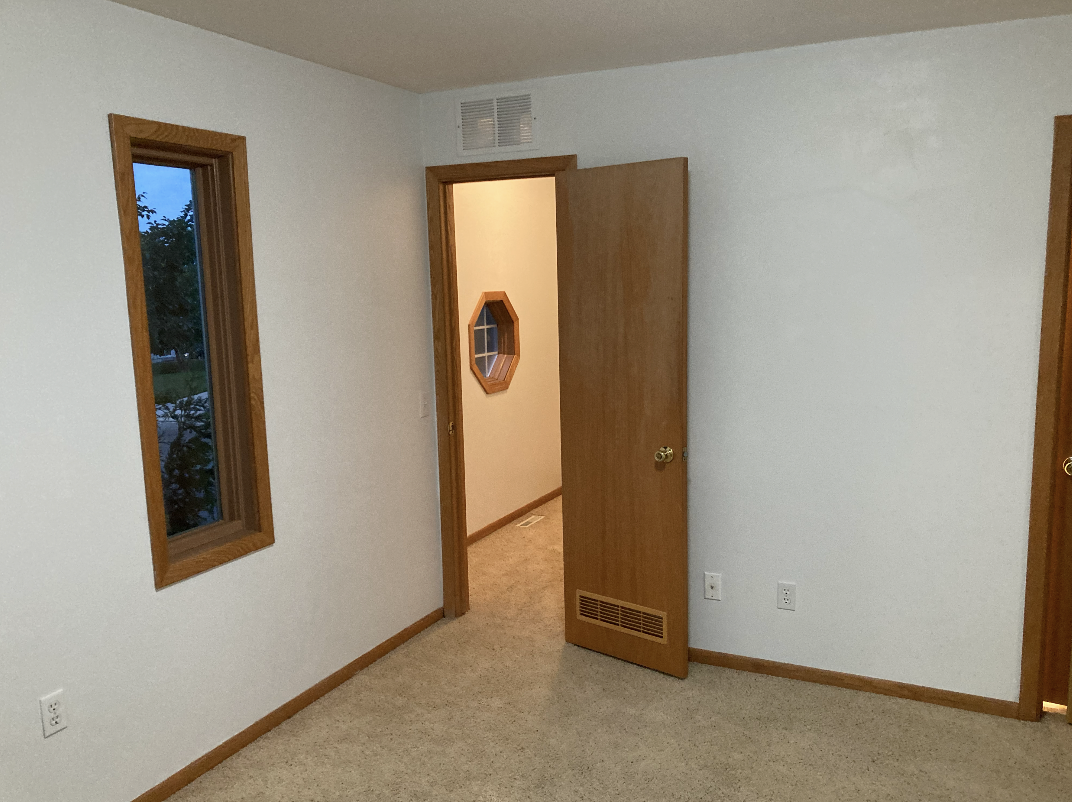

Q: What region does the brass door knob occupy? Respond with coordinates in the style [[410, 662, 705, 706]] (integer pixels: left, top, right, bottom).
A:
[[655, 446, 674, 463], [1063, 457, 1072, 476]]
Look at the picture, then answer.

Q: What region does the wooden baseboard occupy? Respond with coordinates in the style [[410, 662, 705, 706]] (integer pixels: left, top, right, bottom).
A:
[[688, 648, 1020, 719], [133, 607, 444, 802], [467, 486, 562, 546]]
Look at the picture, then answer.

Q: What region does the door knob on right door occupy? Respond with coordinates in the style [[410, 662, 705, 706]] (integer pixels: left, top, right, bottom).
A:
[[655, 447, 674, 464]]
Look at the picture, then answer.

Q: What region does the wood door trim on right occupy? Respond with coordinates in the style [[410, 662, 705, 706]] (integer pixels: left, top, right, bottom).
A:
[[1021, 114, 1072, 722]]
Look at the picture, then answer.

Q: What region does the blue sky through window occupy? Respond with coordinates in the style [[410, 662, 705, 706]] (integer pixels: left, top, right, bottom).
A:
[[133, 163, 193, 231]]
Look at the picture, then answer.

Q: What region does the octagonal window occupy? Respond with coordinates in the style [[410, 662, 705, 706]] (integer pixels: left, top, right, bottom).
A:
[[468, 291, 519, 394]]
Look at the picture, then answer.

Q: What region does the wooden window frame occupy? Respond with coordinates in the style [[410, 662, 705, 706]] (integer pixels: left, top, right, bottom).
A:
[[109, 114, 274, 590], [468, 291, 520, 393]]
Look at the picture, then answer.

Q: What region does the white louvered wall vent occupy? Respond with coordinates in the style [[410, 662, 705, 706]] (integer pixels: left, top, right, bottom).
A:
[[456, 93, 537, 155]]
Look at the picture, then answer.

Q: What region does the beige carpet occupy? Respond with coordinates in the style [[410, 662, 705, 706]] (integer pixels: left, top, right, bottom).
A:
[[172, 496, 1071, 801]]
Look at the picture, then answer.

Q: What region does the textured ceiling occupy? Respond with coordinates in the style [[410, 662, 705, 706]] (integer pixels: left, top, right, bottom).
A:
[[110, 0, 1072, 92]]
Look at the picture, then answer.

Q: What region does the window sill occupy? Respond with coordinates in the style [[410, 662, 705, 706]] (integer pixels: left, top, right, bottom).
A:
[[157, 521, 273, 589]]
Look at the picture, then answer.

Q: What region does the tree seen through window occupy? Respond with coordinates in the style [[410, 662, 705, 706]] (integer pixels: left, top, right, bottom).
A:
[[134, 163, 221, 536]]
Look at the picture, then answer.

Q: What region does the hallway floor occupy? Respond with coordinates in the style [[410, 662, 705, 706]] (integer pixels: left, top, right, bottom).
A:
[[173, 496, 1072, 801]]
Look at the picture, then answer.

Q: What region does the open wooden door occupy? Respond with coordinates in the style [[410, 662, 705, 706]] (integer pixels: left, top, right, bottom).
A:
[[557, 158, 689, 678], [1025, 116, 1072, 724]]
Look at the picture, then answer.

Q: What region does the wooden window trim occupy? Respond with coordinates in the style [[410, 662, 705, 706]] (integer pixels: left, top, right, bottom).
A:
[[109, 114, 274, 589], [468, 291, 520, 393]]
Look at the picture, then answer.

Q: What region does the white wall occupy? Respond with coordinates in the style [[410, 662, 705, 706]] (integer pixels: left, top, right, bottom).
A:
[[0, 2, 440, 801], [453, 179, 562, 535], [422, 16, 1072, 702]]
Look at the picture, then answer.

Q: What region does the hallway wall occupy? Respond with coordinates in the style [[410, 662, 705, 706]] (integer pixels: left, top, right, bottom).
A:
[[420, 15, 1072, 702], [453, 178, 562, 535]]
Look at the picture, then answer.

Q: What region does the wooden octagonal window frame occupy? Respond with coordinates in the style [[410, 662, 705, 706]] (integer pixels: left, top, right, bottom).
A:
[[468, 291, 520, 394]]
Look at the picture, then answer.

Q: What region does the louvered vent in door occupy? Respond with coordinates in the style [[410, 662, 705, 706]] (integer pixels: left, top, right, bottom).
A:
[[457, 93, 536, 154], [576, 590, 667, 644]]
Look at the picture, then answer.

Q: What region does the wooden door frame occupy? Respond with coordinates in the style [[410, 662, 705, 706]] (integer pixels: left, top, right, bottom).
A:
[[1021, 115, 1072, 721], [425, 155, 578, 617]]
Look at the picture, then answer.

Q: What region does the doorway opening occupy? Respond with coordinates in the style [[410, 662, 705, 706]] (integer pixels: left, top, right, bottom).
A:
[[452, 177, 563, 556], [424, 156, 577, 619]]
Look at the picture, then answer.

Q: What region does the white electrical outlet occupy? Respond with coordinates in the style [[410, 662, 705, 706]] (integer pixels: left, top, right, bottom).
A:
[[703, 572, 722, 601], [777, 581, 796, 611], [419, 391, 431, 419], [39, 690, 67, 738]]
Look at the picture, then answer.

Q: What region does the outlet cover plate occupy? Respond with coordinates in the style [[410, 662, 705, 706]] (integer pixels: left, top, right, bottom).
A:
[[777, 581, 796, 611], [39, 689, 67, 738]]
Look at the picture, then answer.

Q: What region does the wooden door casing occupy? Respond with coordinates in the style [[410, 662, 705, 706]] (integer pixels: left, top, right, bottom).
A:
[[425, 156, 578, 618]]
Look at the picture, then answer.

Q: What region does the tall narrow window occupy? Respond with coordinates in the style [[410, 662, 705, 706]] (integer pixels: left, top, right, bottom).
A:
[[110, 115, 273, 589]]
